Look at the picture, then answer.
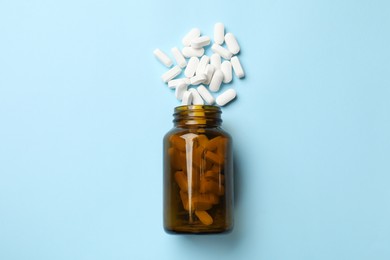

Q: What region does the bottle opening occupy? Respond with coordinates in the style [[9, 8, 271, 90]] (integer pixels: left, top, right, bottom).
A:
[[173, 105, 222, 127]]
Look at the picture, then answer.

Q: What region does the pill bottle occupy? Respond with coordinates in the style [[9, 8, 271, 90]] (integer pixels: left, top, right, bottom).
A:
[[163, 105, 233, 234]]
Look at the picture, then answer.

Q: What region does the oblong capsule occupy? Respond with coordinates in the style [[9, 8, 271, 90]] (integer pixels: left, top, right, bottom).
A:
[[181, 90, 193, 105], [214, 22, 225, 45], [161, 65, 182, 82], [197, 85, 215, 105], [175, 82, 188, 100], [191, 36, 211, 49], [221, 61, 232, 83], [171, 47, 187, 68], [224, 33, 240, 55], [188, 88, 204, 105], [168, 78, 189, 89], [210, 53, 221, 69], [231, 56, 245, 78], [196, 55, 210, 76], [184, 57, 199, 78], [182, 28, 201, 46], [195, 210, 213, 225], [182, 47, 204, 58], [153, 48, 173, 67], [203, 64, 215, 85], [209, 69, 224, 92], [211, 43, 232, 60], [190, 74, 207, 85], [216, 88, 237, 106]]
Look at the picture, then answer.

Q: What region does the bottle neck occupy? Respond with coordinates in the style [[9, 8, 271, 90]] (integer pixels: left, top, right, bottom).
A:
[[173, 105, 222, 127]]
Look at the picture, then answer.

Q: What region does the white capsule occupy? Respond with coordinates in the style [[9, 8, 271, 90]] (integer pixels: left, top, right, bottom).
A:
[[161, 65, 182, 83], [214, 23, 225, 45], [196, 55, 210, 76], [203, 64, 215, 85], [191, 36, 211, 49], [221, 61, 232, 83], [211, 44, 232, 60], [190, 74, 207, 85], [231, 56, 245, 78], [171, 47, 187, 68], [168, 78, 189, 89], [209, 69, 224, 92], [216, 89, 237, 106], [189, 88, 204, 105], [181, 90, 193, 105], [182, 47, 205, 58], [153, 48, 173, 67], [210, 53, 221, 69], [175, 82, 188, 100], [224, 33, 240, 55], [184, 57, 199, 78], [182, 28, 201, 46], [197, 85, 215, 105]]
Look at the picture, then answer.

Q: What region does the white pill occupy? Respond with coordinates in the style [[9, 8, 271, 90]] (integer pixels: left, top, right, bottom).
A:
[[224, 33, 240, 55], [153, 48, 173, 67], [185, 57, 199, 78], [221, 61, 232, 84], [211, 44, 232, 60], [210, 53, 221, 69], [197, 85, 215, 105], [203, 64, 215, 85], [196, 55, 210, 76], [216, 89, 237, 106], [189, 88, 204, 105], [209, 69, 224, 92], [171, 47, 187, 68], [162, 65, 182, 83], [175, 82, 188, 100], [182, 47, 204, 58], [214, 23, 225, 45], [168, 78, 189, 89], [190, 74, 207, 85], [231, 56, 245, 78], [191, 36, 211, 49], [181, 90, 193, 105], [182, 28, 201, 47]]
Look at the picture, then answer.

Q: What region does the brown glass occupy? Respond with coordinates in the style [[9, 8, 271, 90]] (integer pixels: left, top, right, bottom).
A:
[[163, 105, 233, 234]]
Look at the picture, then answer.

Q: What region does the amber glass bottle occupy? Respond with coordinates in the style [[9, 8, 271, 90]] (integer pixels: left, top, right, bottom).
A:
[[163, 105, 233, 234]]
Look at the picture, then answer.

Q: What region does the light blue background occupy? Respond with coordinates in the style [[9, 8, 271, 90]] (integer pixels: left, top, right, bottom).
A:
[[0, 0, 389, 259]]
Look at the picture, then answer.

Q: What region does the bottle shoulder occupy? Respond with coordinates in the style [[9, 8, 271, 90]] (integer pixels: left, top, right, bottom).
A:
[[164, 126, 232, 141]]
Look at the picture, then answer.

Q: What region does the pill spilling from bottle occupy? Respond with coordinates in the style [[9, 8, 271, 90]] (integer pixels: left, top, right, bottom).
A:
[[154, 23, 245, 107]]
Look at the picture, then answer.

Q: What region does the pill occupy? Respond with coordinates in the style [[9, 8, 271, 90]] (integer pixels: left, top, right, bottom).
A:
[[200, 179, 223, 194], [209, 69, 224, 92], [196, 134, 209, 148], [188, 88, 204, 105], [168, 78, 190, 89], [153, 48, 173, 67], [196, 55, 210, 76], [171, 47, 187, 68], [190, 74, 207, 85], [180, 190, 189, 210], [181, 90, 193, 105], [231, 56, 245, 78], [182, 47, 205, 58], [220, 61, 232, 84], [211, 43, 232, 60], [216, 88, 237, 106], [175, 171, 188, 192], [203, 64, 215, 85], [224, 32, 240, 55], [195, 210, 213, 225], [184, 57, 199, 78], [205, 150, 223, 165], [175, 82, 188, 100], [197, 85, 215, 105], [182, 28, 201, 47], [205, 170, 225, 183], [214, 22, 225, 45], [205, 136, 221, 151], [210, 53, 221, 69], [191, 36, 211, 49], [169, 135, 186, 151], [161, 65, 182, 83]]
